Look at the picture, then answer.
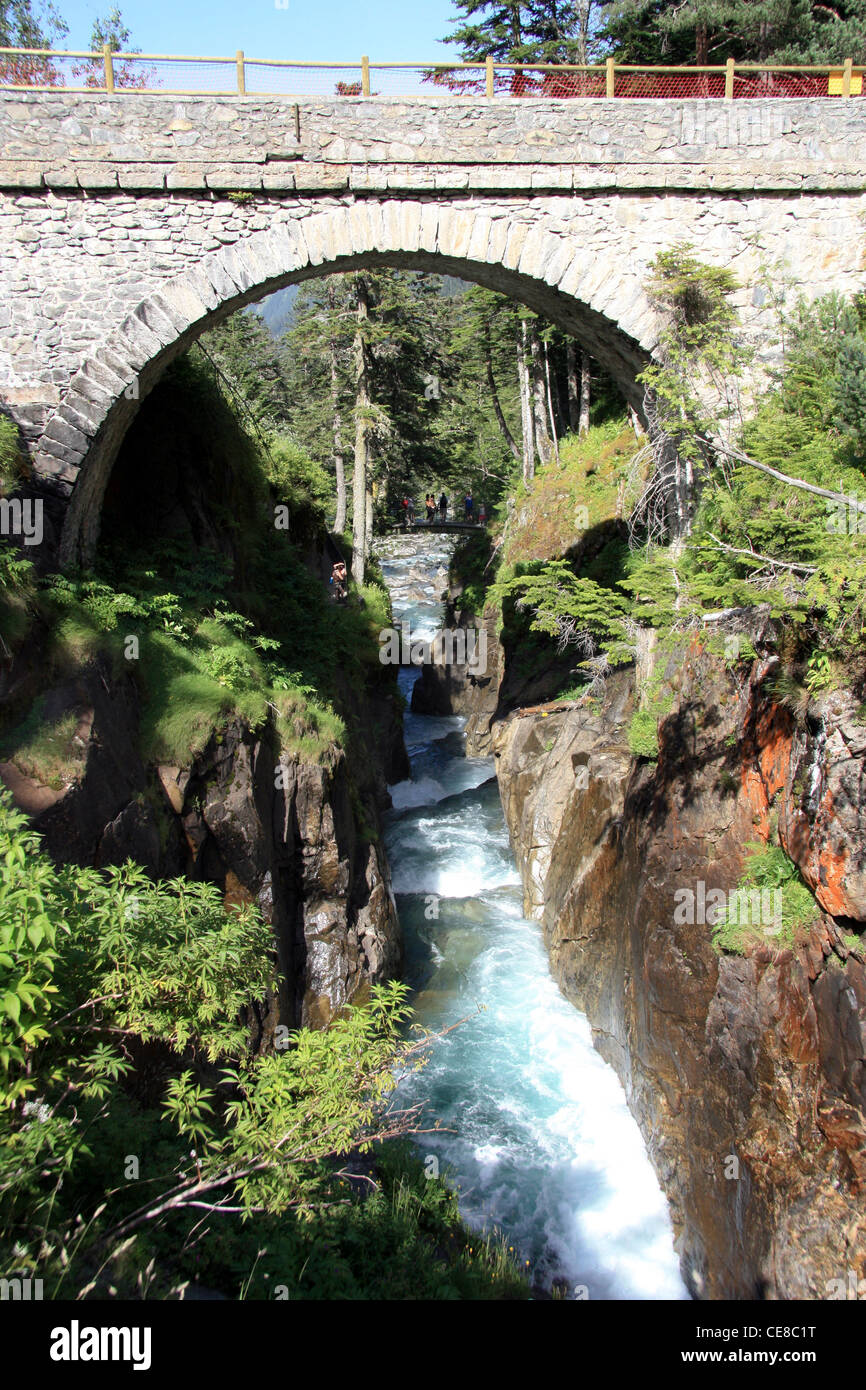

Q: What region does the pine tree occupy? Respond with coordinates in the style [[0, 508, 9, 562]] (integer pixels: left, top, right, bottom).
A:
[[443, 0, 603, 63], [599, 0, 866, 64]]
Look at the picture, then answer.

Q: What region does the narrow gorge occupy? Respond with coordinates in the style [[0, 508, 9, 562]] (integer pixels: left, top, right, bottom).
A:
[[380, 532, 686, 1298], [411, 544, 866, 1300], [3, 241, 866, 1311]]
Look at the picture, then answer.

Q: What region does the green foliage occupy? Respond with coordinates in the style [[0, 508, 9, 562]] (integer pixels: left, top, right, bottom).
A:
[[599, 0, 866, 66], [443, 0, 601, 63], [805, 650, 834, 694], [0, 415, 27, 486], [57, 861, 273, 1061], [678, 291, 866, 661], [0, 703, 85, 790], [711, 843, 818, 955], [284, 270, 463, 519], [0, 0, 68, 48], [0, 422, 36, 653], [628, 707, 660, 760], [30, 524, 375, 768], [0, 543, 35, 653], [834, 311, 866, 457], [199, 313, 294, 438], [0, 796, 59, 1104], [618, 545, 683, 631], [647, 245, 739, 344], [449, 528, 496, 616], [88, 4, 133, 51], [266, 435, 332, 528], [1, 792, 515, 1300], [171, 1143, 530, 1301], [494, 559, 631, 657], [639, 243, 746, 462]]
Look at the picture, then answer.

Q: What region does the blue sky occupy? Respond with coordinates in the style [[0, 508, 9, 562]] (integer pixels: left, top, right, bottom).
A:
[[58, 0, 461, 62]]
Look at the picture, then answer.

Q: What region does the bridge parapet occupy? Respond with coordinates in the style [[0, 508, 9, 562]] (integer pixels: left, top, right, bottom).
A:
[[2, 93, 866, 194]]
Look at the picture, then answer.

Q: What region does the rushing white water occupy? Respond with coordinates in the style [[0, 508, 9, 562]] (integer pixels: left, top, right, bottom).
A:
[[380, 534, 688, 1300]]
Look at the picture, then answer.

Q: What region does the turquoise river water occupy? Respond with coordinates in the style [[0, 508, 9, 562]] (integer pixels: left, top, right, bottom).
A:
[[378, 534, 688, 1300]]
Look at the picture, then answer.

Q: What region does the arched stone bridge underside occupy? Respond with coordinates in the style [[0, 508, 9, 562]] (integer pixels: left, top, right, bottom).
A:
[[2, 92, 866, 564]]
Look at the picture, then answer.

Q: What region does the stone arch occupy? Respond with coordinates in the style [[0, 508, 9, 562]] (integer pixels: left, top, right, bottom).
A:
[[41, 200, 660, 567]]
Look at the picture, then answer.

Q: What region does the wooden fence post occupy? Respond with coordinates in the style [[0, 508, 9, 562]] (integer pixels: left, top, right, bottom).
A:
[[843, 57, 853, 96], [102, 43, 115, 93], [486, 54, 494, 98], [606, 56, 615, 98], [724, 57, 734, 99], [236, 49, 245, 95], [361, 54, 371, 96]]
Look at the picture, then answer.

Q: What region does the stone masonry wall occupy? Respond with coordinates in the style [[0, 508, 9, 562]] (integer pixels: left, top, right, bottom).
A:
[[2, 94, 866, 192], [1, 92, 865, 562]]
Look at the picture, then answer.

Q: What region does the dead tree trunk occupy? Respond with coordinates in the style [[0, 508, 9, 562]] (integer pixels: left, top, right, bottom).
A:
[[351, 275, 370, 586], [543, 339, 559, 465], [566, 342, 581, 433], [529, 323, 552, 467], [330, 338, 347, 535], [578, 350, 591, 435], [517, 320, 535, 484]]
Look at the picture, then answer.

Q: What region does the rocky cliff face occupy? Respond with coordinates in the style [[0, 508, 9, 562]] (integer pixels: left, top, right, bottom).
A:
[[412, 607, 572, 757], [492, 641, 866, 1299], [0, 359, 407, 1035], [3, 652, 403, 1034], [411, 606, 502, 754]]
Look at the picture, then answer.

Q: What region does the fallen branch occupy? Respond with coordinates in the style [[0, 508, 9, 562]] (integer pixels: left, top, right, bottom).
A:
[[702, 437, 866, 516], [698, 533, 817, 575]]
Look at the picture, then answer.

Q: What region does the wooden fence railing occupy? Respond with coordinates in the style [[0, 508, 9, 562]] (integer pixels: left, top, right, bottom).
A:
[[0, 49, 863, 99]]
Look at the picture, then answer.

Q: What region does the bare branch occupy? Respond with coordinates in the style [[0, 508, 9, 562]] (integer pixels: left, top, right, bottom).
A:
[[698, 532, 818, 575], [703, 437, 866, 515]]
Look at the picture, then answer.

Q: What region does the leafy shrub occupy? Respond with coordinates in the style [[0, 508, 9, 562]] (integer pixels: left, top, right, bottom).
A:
[[266, 435, 332, 530], [0, 415, 26, 487], [711, 843, 818, 954], [0, 795, 59, 1105], [0, 544, 35, 652], [628, 708, 660, 760], [2, 790, 517, 1300]]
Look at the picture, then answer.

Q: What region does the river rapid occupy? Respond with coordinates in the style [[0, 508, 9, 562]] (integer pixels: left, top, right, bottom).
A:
[[377, 533, 688, 1300]]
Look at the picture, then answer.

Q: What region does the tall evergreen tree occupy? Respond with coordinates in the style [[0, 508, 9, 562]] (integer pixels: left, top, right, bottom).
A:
[[443, 0, 603, 63], [599, 0, 866, 64]]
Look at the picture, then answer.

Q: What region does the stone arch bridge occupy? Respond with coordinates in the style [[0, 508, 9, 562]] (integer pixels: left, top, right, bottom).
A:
[[1, 90, 866, 564]]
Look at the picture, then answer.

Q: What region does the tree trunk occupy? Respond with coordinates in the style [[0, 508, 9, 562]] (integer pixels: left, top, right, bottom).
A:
[[517, 320, 535, 484], [352, 275, 369, 587], [543, 339, 559, 465], [566, 342, 581, 433], [484, 322, 521, 462], [578, 350, 591, 435], [696, 22, 708, 65], [529, 323, 552, 468], [330, 339, 346, 535], [547, 344, 566, 439]]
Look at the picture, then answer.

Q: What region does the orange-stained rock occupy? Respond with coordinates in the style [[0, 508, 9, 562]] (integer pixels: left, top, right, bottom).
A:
[[493, 645, 866, 1300]]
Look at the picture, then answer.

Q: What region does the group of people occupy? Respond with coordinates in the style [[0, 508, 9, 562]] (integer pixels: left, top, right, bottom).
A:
[[398, 490, 486, 526]]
